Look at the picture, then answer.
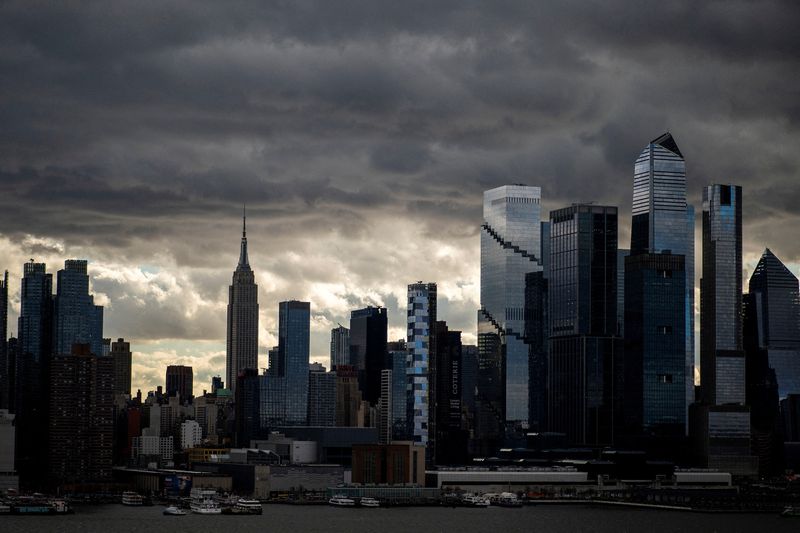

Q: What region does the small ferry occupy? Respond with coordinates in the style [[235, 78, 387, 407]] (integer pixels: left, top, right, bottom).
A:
[[121, 492, 144, 506], [329, 495, 356, 507], [190, 488, 222, 514], [222, 499, 263, 515], [359, 497, 380, 508], [495, 493, 523, 508], [462, 495, 490, 507], [163, 505, 187, 516]]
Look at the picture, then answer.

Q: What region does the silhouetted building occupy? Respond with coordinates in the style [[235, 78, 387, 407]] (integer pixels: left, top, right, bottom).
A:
[[110, 338, 132, 396], [525, 271, 548, 432], [349, 307, 387, 405], [308, 365, 336, 427], [548, 204, 620, 446], [211, 376, 224, 394], [226, 211, 259, 395], [351, 442, 426, 485], [166, 365, 193, 403], [0, 271, 8, 410], [478, 185, 543, 451], [49, 344, 114, 487], [15, 260, 53, 489], [623, 252, 686, 439], [387, 341, 408, 439], [407, 282, 436, 463], [335, 365, 363, 427], [54, 260, 104, 358], [330, 325, 350, 370], [434, 321, 467, 465], [236, 368, 261, 447]]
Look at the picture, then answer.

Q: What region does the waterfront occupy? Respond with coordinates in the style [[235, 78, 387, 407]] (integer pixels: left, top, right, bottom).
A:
[[1, 503, 796, 533]]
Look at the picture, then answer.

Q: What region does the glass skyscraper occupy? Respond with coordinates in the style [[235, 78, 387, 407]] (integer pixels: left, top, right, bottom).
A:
[[349, 306, 388, 405], [0, 270, 8, 410], [278, 300, 310, 425], [407, 282, 436, 462], [329, 325, 350, 370], [226, 212, 259, 395], [631, 133, 695, 425], [388, 340, 408, 439], [478, 185, 542, 444], [54, 259, 104, 357]]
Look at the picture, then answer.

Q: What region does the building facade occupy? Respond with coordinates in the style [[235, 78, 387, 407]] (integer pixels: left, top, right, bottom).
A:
[[387, 340, 408, 439], [308, 366, 336, 427], [166, 365, 193, 403], [226, 213, 259, 395], [279, 301, 310, 425], [110, 338, 132, 397], [330, 325, 350, 370], [477, 185, 543, 450], [349, 306, 388, 405], [0, 271, 8, 410], [407, 282, 436, 462], [631, 133, 695, 424], [54, 260, 104, 358], [434, 321, 467, 464]]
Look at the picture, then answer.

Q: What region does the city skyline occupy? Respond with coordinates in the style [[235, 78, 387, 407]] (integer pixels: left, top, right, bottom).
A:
[[1, 3, 798, 399]]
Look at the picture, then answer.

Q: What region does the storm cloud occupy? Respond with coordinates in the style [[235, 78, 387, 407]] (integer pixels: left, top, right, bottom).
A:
[[1, 1, 798, 394]]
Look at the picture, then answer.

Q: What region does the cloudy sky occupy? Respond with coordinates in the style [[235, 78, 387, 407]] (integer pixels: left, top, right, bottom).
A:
[[1, 1, 798, 395]]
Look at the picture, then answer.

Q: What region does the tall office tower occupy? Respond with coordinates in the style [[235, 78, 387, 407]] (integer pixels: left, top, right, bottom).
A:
[[330, 325, 350, 370], [4, 337, 16, 413], [525, 271, 548, 432], [165, 365, 193, 403], [335, 365, 363, 427], [102, 338, 111, 357], [15, 261, 53, 489], [622, 253, 686, 441], [349, 307, 388, 405], [0, 271, 8, 410], [460, 345, 478, 419], [226, 211, 259, 395], [378, 369, 393, 443], [48, 344, 114, 486], [211, 376, 224, 394], [407, 282, 436, 463], [53, 260, 104, 357], [278, 300, 310, 425], [747, 249, 800, 397], [235, 368, 260, 446], [308, 366, 336, 427], [387, 340, 408, 439], [110, 338, 132, 396], [478, 185, 543, 450], [695, 184, 756, 475], [267, 346, 279, 374], [616, 249, 629, 337], [631, 133, 695, 426], [548, 204, 620, 446], [434, 321, 467, 465]]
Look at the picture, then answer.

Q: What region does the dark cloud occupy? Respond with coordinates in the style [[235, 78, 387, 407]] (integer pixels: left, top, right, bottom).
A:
[[1, 1, 798, 392]]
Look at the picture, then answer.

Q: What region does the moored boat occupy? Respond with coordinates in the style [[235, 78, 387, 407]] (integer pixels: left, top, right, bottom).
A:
[[163, 505, 186, 516], [329, 495, 356, 507], [190, 487, 222, 514], [462, 495, 490, 507], [495, 492, 523, 508], [121, 491, 144, 506], [222, 499, 262, 515], [359, 497, 380, 508]]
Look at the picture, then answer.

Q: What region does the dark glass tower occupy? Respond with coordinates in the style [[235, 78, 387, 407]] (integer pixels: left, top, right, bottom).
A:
[[278, 300, 310, 425], [235, 368, 261, 446], [16, 261, 53, 489], [110, 338, 132, 397], [547, 204, 620, 446], [525, 270, 548, 432], [434, 321, 467, 465], [623, 253, 686, 438], [165, 365, 193, 403], [308, 366, 336, 426], [226, 211, 259, 395], [54, 260, 103, 357], [349, 306, 388, 405], [330, 325, 350, 370], [0, 270, 8, 410]]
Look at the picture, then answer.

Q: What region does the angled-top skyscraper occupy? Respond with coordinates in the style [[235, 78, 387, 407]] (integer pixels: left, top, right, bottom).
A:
[[477, 185, 542, 448], [54, 259, 104, 357], [631, 132, 695, 423], [226, 210, 259, 395]]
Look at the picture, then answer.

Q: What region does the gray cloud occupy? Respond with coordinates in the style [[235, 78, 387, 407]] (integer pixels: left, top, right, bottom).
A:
[[1, 0, 798, 393]]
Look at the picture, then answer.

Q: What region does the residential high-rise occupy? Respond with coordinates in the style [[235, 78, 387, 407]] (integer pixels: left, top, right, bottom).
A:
[[349, 306, 388, 405], [694, 184, 756, 475], [308, 364, 336, 426], [622, 252, 686, 439], [434, 321, 467, 465], [477, 185, 543, 450], [48, 344, 114, 486], [548, 204, 620, 446], [387, 340, 408, 439], [226, 211, 259, 395], [407, 282, 436, 462], [110, 338, 132, 397], [278, 300, 310, 425], [15, 261, 53, 489], [54, 260, 104, 357], [330, 325, 350, 370], [165, 365, 193, 403], [631, 133, 695, 425], [0, 271, 8, 410], [378, 369, 392, 444], [747, 249, 800, 397]]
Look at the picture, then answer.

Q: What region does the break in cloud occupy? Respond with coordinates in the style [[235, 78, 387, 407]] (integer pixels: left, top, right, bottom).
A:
[[0, 1, 798, 395]]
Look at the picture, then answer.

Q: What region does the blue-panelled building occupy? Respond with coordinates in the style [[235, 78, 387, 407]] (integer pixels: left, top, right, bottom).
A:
[[407, 282, 436, 463], [54, 259, 103, 357], [279, 300, 310, 425]]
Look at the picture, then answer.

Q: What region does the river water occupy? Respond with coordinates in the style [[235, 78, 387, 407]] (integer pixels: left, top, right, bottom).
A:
[[1, 503, 794, 532]]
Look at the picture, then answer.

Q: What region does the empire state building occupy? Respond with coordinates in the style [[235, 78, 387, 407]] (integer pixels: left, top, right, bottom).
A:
[[226, 210, 259, 394]]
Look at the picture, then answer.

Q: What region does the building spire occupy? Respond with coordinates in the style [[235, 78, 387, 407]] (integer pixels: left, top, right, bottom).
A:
[[238, 205, 250, 269]]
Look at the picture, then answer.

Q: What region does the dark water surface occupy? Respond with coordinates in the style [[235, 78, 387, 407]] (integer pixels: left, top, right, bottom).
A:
[[1, 503, 794, 533]]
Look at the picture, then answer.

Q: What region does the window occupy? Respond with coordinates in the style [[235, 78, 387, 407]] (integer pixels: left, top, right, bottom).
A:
[[657, 325, 673, 334]]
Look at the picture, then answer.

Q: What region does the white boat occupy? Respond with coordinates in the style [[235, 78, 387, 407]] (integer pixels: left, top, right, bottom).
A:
[[359, 497, 380, 508], [163, 506, 186, 516], [496, 493, 523, 508], [229, 499, 263, 515], [462, 495, 490, 507], [329, 495, 356, 507], [121, 492, 144, 506], [190, 499, 221, 514]]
